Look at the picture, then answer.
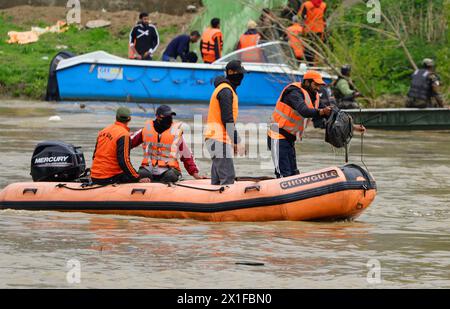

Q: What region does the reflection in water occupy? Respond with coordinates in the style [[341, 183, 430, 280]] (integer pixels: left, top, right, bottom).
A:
[[0, 101, 449, 288]]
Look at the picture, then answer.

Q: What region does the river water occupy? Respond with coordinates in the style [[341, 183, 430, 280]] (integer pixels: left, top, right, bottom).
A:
[[0, 100, 449, 288]]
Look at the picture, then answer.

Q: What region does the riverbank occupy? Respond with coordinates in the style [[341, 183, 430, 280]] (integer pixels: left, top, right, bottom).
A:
[[0, 6, 198, 100]]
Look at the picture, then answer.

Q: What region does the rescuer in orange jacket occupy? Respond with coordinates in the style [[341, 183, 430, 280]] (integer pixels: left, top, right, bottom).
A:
[[235, 20, 263, 63], [131, 105, 206, 183], [268, 71, 366, 178], [200, 18, 223, 64], [91, 107, 151, 185], [285, 16, 305, 61], [205, 60, 248, 185]]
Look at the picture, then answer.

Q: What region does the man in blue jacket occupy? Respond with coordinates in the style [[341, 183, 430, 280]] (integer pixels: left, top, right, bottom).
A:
[[162, 31, 201, 63]]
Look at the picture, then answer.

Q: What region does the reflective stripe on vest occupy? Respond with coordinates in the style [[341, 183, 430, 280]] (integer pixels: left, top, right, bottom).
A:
[[301, 1, 327, 33], [201, 28, 223, 63], [268, 82, 319, 140], [141, 120, 182, 171], [204, 83, 239, 144]]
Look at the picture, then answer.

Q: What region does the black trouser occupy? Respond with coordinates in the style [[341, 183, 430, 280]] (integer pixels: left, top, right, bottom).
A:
[[138, 166, 181, 183], [91, 173, 138, 185], [268, 137, 300, 179]]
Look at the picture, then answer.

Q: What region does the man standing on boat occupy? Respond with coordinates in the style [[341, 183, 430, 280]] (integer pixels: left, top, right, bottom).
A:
[[91, 107, 151, 185], [162, 31, 201, 63], [131, 105, 206, 183], [333, 65, 361, 110], [268, 71, 365, 178], [200, 18, 223, 64], [129, 12, 160, 60], [205, 60, 247, 185], [406, 58, 445, 108]]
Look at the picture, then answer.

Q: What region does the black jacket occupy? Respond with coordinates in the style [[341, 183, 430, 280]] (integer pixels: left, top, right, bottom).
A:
[[129, 22, 160, 56], [214, 76, 241, 145]]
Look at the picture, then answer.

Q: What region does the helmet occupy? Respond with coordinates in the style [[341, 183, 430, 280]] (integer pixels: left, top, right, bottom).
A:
[[341, 64, 351, 76], [422, 58, 435, 68]]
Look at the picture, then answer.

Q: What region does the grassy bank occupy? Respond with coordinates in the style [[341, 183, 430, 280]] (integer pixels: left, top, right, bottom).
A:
[[0, 13, 178, 99], [323, 0, 449, 106]]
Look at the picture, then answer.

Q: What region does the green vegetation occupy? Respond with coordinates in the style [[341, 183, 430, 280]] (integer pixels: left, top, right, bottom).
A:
[[0, 13, 179, 99], [322, 0, 449, 106]]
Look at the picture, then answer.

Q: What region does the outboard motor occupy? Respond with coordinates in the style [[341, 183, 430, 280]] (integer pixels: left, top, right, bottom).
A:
[[31, 141, 86, 182], [45, 51, 76, 101]]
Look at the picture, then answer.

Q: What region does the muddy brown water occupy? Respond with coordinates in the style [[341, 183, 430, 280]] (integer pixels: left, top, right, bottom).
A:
[[0, 100, 449, 288]]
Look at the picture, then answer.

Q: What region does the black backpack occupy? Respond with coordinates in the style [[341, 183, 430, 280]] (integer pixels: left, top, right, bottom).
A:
[[325, 107, 354, 148]]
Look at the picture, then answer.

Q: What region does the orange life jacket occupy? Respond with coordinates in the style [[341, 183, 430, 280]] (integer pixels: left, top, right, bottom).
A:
[[238, 33, 263, 63], [286, 23, 305, 60], [204, 83, 239, 144], [91, 122, 139, 179], [268, 82, 320, 140], [200, 27, 223, 63], [128, 39, 137, 59], [300, 1, 327, 34], [141, 120, 183, 172]]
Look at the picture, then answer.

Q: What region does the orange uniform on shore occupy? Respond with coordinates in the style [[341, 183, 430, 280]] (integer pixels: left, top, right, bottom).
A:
[[200, 27, 223, 63], [299, 0, 327, 34], [286, 23, 305, 60]]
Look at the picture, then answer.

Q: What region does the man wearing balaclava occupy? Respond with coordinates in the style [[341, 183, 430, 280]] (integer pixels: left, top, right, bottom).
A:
[[131, 105, 206, 183], [205, 60, 248, 185]]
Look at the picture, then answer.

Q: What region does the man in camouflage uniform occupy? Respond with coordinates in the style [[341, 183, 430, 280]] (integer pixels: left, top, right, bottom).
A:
[[333, 65, 361, 110], [406, 58, 445, 108]]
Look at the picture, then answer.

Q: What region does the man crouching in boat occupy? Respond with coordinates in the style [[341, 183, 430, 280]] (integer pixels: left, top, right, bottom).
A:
[[268, 71, 365, 178], [131, 105, 206, 183], [91, 107, 151, 185]]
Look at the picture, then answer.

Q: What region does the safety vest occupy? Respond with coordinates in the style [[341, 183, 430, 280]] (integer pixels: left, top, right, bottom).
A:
[[300, 1, 327, 34], [238, 33, 262, 63], [141, 120, 183, 172], [286, 23, 304, 60], [268, 82, 320, 140], [201, 28, 223, 63], [204, 83, 239, 144], [91, 122, 138, 179], [407, 69, 432, 101]]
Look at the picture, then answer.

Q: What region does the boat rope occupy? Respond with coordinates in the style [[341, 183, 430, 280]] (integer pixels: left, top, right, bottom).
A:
[[169, 183, 226, 193], [55, 183, 114, 191], [359, 107, 371, 174]]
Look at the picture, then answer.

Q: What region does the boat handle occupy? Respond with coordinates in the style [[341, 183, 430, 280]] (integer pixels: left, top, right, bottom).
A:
[[196, 80, 205, 85], [244, 185, 261, 193], [131, 188, 146, 195], [23, 188, 38, 195]]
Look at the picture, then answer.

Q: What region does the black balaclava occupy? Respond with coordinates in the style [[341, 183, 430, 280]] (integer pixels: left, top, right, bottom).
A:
[[154, 116, 173, 134], [227, 73, 244, 88]]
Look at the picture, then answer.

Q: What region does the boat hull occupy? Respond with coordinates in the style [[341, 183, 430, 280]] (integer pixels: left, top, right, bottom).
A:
[[0, 165, 376, 222], [347, 108, 450, 130], [54, 51, 332, 106]]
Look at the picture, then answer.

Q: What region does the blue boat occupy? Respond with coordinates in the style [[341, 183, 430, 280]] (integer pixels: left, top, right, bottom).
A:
[[54, 42, 334, 106]]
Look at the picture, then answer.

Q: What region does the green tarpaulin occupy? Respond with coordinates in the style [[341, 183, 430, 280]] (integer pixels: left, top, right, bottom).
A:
[[191, 0, 287, 56]]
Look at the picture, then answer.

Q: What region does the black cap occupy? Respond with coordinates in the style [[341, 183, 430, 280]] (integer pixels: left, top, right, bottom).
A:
[[156, 105, 176, 117], [225, 60, 248, 74]]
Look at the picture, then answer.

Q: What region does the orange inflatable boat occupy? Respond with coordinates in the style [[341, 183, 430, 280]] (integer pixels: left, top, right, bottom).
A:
[[0, 164, 376, 222]]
